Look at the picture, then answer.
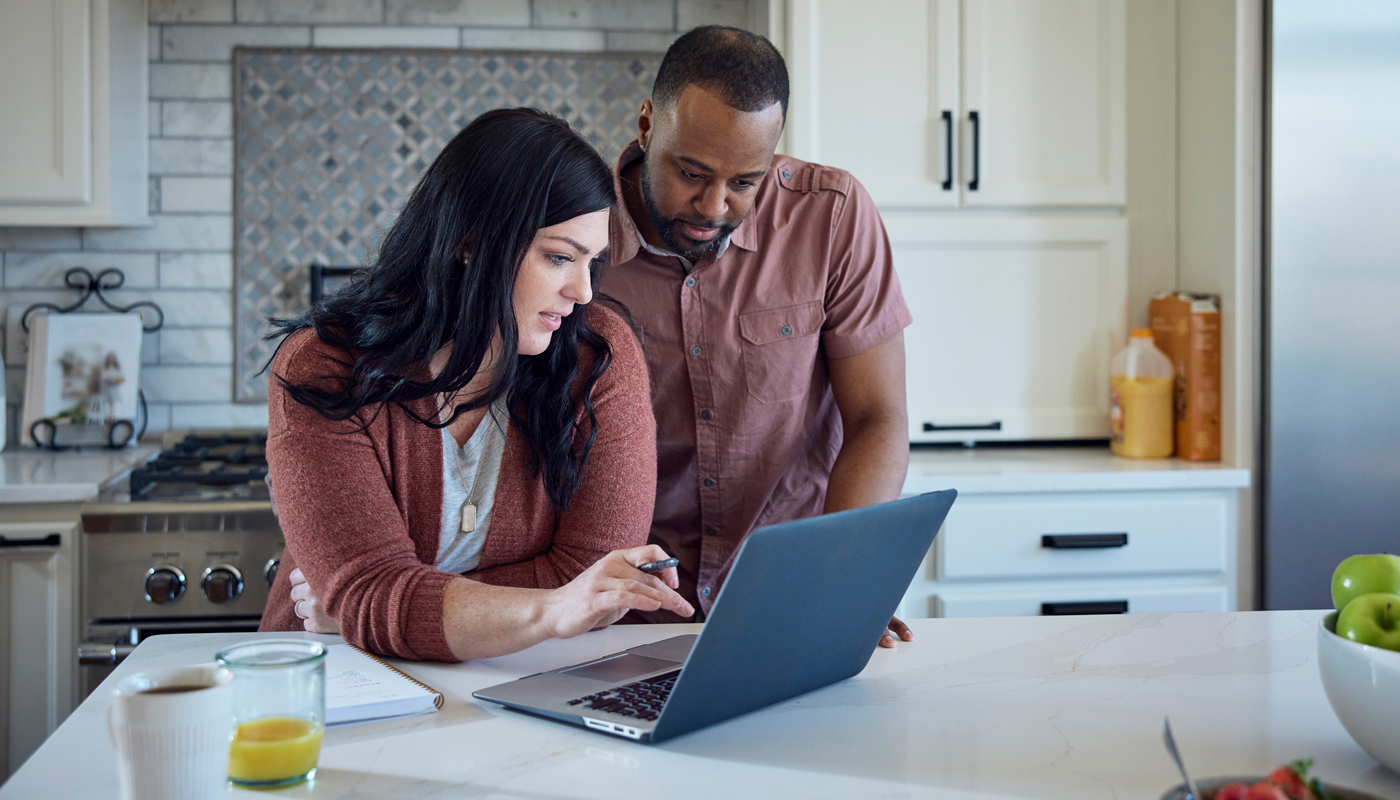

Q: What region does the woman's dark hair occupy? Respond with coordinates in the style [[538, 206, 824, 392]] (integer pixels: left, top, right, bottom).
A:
[[267, 108, 617, 509]]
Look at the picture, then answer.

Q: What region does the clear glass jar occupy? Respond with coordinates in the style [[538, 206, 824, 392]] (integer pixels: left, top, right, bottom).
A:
[[215, 639, 326, 788]]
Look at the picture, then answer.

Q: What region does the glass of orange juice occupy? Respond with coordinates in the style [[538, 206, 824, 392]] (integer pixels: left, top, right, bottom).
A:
[[215, 640, 326, 788]]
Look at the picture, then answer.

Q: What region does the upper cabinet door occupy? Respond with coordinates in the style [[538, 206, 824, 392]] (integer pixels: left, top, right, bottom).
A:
[[0, 0, 91, 205], [961, 0, 1126, 206], [787, 0, 961, 207]]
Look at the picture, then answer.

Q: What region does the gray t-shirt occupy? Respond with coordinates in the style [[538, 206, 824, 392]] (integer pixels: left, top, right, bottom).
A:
[[437, 402, 507, 574]]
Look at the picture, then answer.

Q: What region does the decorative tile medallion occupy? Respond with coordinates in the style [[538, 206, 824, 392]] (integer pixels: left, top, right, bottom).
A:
[[233, 48, 659, 402]]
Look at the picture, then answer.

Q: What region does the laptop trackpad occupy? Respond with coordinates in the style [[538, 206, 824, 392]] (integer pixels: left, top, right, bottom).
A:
[[562, 654, 678, 682]]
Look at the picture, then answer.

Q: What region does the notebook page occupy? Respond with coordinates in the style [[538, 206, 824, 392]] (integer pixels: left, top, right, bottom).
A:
[[325, 643, 440, 725]]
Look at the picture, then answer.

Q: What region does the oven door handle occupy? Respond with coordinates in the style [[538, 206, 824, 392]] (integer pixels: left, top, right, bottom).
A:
[[0, 533, 61, 548], [78, 643, 137, 666]]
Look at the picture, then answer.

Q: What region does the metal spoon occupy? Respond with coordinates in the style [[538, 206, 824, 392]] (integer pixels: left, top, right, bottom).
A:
[[1164, 717, 1203, 800]]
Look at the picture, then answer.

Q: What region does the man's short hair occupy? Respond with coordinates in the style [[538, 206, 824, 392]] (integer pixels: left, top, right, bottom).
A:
[[653, 26, 789, 119]]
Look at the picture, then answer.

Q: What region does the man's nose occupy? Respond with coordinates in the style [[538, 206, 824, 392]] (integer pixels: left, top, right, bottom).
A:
[[696, 183, 727, 221]]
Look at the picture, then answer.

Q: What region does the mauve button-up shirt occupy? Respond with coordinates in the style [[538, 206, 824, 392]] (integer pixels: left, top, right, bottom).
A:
[[602, 142, 912, 619]]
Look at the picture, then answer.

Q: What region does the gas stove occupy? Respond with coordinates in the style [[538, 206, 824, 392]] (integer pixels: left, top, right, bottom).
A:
[[79, 429, 283, 698]]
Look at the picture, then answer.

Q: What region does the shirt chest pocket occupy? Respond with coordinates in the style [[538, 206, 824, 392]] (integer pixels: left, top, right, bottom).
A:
[[737, 302, 825, 404]]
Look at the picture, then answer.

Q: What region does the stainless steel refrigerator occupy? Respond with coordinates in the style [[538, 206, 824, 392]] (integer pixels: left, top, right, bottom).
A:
[[1266, 0, 1400, 609]]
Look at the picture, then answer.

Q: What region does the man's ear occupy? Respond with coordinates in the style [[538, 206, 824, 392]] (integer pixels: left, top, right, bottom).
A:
[[637, 99, 654, 150]]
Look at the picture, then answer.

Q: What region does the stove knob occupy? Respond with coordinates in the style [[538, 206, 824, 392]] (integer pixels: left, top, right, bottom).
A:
[[144, 565, 186, 605], [201, 565, 244, 604], [264, 553, 282, 587]]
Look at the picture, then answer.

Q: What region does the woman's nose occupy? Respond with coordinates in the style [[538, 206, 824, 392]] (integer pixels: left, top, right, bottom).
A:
[[565, 261, 593, 306]]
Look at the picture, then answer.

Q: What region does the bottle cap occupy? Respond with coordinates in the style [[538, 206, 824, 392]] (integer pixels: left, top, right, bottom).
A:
[[1130, 328, 1154, 339]]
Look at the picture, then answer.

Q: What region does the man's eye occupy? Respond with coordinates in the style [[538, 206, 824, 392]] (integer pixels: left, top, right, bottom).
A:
[[732, 181, 755, 190], [681, 169, 703, 181]]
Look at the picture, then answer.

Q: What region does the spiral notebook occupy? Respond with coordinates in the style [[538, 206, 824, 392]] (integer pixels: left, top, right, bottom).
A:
[[326, 643, 444, 725]]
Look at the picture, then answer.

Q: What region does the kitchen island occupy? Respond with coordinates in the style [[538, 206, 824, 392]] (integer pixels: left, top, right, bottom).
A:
[[4, 612, 1396, 799]]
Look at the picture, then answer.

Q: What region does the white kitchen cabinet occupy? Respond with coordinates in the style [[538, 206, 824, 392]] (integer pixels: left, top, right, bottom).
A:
[[0, 518, 79, 779], [0, 0, 149, 226], [786, 0, 1125, 208], [885, 215, 1127, 443]]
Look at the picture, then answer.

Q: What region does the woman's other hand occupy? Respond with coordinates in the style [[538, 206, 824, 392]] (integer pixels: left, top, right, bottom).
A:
[[289, 568, 339, 634], [540, 545, 693, 639]]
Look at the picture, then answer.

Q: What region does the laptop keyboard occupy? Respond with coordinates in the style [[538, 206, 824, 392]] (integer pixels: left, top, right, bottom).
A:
[[566, 669, 680, 721]]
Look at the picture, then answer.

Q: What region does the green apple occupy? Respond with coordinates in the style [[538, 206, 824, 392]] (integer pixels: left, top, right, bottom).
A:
[[1335, 592, 1400, 651], [1331, 554, 1400, 610]]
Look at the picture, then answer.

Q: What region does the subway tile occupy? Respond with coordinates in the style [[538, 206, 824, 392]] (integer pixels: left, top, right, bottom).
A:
[[83, 215, 233, 252], [458, 27, 605, 51], [161, 25, 311, 62], [312, 26, 458, 48], [150, 63, 232, 100], [533, 0, 673, 30], [160, 328, 234, 365], [4, 252, 158, 289], [141, 330, 160, 366], [123, 290, 233, 327], [236, 0, 383, 24], [677, 0, 750, 30], [160, 177, 233, 213], [149, 101, 162, 136], [141, 366, 232, 402], [150, 138, 234, 175], [171, 402, 269, 429], [150, 0, 233, 23], [606, 30, 679, 51], [159, 253, 233, 288], [149, 25, 162, 60], [142, 402, 173, 433], [150, 177, 161, 214], [0, 228, 83, 251], [386, 0, 527, 26], [162, 101, 232, 137]]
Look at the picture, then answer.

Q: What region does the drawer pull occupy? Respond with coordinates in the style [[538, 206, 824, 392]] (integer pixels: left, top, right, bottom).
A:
[[923, 421, 1002, 432], [1041, 600, 1129, 616], [1041, 533, 1128, 549], [0, 533, 60, 548]]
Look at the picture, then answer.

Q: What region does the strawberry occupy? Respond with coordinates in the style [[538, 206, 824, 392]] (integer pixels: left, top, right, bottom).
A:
[[1215, 783, 1252, 800], [1265, 765, 1317, 800], [1247, 781, 1290, 800]]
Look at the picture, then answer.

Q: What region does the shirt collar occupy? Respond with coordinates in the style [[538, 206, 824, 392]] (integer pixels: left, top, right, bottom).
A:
[[611, 140, 759, 269]]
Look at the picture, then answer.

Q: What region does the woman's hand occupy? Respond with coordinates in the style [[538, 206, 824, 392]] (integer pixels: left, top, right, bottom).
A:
[[539, 545, 694, 639], [289, 568, 339, 634]]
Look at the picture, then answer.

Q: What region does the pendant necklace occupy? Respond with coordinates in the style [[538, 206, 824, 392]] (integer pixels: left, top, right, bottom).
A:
[[455, 431, 480, 534]]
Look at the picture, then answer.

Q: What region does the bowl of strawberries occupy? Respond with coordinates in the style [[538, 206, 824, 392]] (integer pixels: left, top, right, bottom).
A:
[[1160, 760, 1388, 800]]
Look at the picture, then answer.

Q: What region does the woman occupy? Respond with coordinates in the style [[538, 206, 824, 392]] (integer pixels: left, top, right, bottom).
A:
[[260, 109, 691, 662]]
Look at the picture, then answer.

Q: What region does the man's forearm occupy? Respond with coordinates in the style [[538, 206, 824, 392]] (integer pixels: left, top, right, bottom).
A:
[[822, 415, 909, 514]]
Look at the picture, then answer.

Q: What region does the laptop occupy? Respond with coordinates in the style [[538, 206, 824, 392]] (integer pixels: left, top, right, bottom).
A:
[[472, 489, 956, 743]]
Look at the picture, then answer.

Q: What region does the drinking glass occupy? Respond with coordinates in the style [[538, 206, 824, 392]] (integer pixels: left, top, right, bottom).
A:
[[215, 639, 326, 788]]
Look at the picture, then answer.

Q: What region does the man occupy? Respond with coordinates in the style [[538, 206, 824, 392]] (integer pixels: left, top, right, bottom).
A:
[[603, 27, 915, 646]]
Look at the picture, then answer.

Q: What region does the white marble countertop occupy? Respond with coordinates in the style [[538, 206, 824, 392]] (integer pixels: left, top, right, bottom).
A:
[[6, 612, 1396, 799], [0, 444, 159, 503], [903, 446, 1252, 494]]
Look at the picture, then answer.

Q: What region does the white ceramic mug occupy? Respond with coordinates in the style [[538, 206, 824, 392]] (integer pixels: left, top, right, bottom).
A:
[[107, 665, 235, 800]]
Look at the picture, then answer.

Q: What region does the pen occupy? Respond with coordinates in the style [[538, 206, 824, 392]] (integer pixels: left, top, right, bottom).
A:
[[638, 558, 679, 574]]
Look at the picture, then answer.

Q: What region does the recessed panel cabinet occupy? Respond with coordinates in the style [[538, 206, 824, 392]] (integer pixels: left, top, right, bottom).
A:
[[787, 0, 1126, 208], [0, 0, 149, 226]]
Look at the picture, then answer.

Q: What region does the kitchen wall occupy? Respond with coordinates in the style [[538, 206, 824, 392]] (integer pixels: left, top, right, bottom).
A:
[[0, 0, 758, 439]]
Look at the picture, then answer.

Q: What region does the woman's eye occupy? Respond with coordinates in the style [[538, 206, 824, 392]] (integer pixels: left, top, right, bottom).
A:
[[548, 254, 571, 266]]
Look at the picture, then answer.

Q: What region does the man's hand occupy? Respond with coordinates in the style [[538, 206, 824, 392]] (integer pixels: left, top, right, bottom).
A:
[[289, 568, 339, 634], [878, 615, 914, 648]]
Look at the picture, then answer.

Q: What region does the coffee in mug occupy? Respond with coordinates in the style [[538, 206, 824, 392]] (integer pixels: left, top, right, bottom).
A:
[[108, 665, 235, 800]]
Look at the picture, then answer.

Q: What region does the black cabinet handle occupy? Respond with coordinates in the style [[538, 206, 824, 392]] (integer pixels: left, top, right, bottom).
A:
[[941, 110, 953, 190], [0, 533, 61, 548], [1041, 600, 1128, 616], [968, 110, 980, 191], [923, 421, 1001, 432], [1041, 533, 1128, 549]]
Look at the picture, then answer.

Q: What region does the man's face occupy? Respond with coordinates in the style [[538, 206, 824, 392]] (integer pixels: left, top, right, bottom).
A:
[[637, 85, 785, 261]]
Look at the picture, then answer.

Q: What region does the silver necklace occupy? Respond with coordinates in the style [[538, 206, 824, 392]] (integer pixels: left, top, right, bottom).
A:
[[447, 407, 486, 533]]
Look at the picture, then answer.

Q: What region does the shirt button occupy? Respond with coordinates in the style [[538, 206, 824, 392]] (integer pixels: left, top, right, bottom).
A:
[[701, 587, 711, 598], [705, 527, 719, 537], [691, 345, 702, 356], [685, 276, 696, 287], [700, 409, 712, 420], [703, 478, 715, 487], [781, 325, 792, 336], [782, 169, 791, 180]]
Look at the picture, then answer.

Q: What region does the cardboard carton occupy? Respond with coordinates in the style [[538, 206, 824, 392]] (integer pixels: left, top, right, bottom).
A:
[[1148, 293, 1221, 461]]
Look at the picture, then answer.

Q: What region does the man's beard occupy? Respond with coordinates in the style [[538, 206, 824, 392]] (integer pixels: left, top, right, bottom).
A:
[[639, 156, 738, 262]]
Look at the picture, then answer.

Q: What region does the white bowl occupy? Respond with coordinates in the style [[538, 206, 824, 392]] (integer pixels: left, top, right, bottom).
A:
[[1318, 612, 1400, 773]]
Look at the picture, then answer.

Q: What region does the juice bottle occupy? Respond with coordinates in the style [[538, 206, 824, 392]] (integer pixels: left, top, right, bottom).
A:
[[1109, 328, 1175, 458]]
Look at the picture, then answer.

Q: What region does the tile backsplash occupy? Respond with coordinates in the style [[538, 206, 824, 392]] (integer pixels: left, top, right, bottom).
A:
[[0, 0, 758, 439]]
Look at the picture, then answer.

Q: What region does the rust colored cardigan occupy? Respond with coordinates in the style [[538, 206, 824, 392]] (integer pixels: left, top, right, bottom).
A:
[[258, 306, 657, 662]]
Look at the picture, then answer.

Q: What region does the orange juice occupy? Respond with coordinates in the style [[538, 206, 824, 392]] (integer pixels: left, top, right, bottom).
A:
[[1109, 375, 1175, 458], [228, 715, 323, 785]]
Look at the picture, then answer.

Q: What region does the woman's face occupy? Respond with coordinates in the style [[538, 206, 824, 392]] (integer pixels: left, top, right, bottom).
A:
[[513, 208, 610, 356]]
